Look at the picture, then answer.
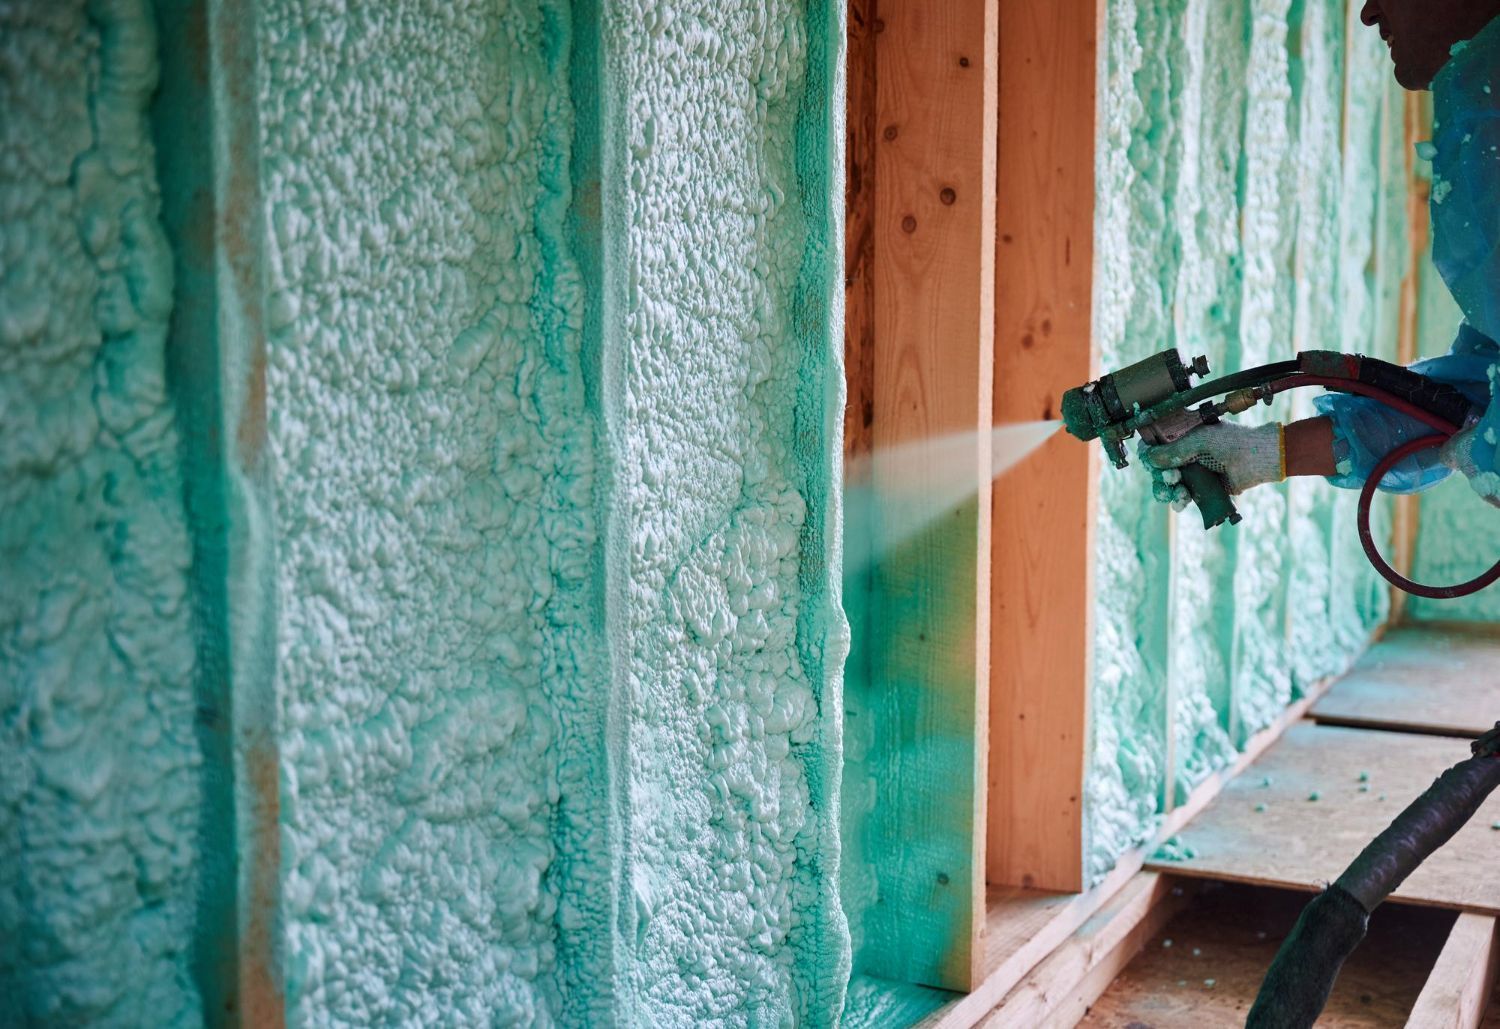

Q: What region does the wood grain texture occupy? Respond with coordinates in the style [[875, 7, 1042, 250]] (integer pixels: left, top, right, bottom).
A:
[[1311, 624, 1500, 738], [1144, 722, 1500, 912], [919, 671, 1338, 1028], [1079, 883, 1453, 1028], [978, 874, 1193, 1027], [862, 0, 998, 991], [1391, 90, 1434, 620], [988, 0, 1100, 895], [1408, 912, 1500, 1029], [845, 0, 877, 464]]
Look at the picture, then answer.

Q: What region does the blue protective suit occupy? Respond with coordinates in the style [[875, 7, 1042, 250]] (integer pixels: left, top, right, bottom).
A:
[[1317, 15, 1500, 493]]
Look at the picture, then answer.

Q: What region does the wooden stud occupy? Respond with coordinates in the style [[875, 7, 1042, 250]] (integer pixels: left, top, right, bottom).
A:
[[862, 0, 999, 991], [845, 0, 878, 466], [988, 0, 1101, 895], [1390, 90, 1433, 624], [920, 671, 1341, 1028], [1407, 912, 1500, 1029], [977, 874, 1194, 1028]]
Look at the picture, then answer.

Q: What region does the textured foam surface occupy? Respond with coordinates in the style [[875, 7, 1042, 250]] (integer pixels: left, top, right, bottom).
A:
[[257, 2, 609, 1023], [256, 0, 848, 1023], [0, 0, 203, 1022], [1088, 0, 1403, 882], [598, 1, 850, 1022]]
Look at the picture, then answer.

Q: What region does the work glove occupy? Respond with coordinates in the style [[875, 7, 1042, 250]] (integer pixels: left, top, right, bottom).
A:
[[1439, 426, 1500, 509], [1140, 422, 1286, 510]]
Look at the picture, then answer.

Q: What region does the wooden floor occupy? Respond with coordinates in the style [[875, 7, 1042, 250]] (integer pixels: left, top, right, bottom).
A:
[[955, 622, 1500, 1028], [1310, 624, 1500, 737], [1078, 882, 1454, 1027], [1143, 722, 1500, 912]]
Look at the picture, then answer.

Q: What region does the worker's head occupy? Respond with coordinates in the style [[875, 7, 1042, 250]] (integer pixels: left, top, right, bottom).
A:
[[1361, 0, 1500, 89]]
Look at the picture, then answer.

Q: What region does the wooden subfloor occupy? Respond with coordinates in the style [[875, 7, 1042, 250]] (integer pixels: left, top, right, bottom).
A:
[[1311, 624, 1500, 738], [1077, 882, 1455, 1027], [1143, 722, 1500, 913]]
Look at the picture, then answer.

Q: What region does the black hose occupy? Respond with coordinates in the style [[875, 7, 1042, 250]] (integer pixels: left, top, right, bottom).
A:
[[1245, 885, 1369, 1029], [1247, 744, 1500, 1028], [1138, 360, 1302, 419], [1335, 749, 1500, 911]]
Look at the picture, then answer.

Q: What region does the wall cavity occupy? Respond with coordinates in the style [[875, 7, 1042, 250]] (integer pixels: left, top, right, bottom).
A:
[[1089, 0, 1408, 881], [597, 1, 850, 1023], [256, 1, 611, 1023], [0, 0, 203, 1022]]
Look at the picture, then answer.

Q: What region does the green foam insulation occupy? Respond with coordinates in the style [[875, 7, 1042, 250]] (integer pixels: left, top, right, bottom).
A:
[[593, 0, 850, 1023], [5, 0, 850, 1024], [1, 2, 203, 1022], [1409, 143, 1500, 621], [1088, 0, 1411, 882]]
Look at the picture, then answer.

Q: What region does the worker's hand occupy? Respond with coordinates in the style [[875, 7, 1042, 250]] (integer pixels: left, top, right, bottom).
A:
[[1140, 422, 1286, 508], [1439, 426, 1500, 509]]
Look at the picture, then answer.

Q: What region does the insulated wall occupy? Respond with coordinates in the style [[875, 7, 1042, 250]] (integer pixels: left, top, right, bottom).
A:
[[0, 2, 203, 1022], [596, 1, 851, 1024], [256, 2, 612, 1023], [2, 0, 850, 1025], [1088, 0, 1413, 881]]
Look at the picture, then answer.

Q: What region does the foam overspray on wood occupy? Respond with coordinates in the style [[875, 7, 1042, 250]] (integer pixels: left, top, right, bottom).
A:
[[1088, 0, 1408, 882]]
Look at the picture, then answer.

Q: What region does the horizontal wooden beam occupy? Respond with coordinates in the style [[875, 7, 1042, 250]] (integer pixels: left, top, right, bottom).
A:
[[1407, 912, 1499, 1029], [921, 671, 1340, 1027], [978, 874, 1193, 1027]]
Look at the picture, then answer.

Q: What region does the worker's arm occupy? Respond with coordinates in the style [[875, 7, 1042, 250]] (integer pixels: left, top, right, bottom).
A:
[[1141, 416, 1334, 509], [1312, 324, 1497, 494], [1285, 417, 1336, 477]]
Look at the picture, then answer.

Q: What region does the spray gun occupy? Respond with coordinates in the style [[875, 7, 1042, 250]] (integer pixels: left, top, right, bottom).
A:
[[1061, 347, 1500, 597], [1061, 349, 1254, 530]]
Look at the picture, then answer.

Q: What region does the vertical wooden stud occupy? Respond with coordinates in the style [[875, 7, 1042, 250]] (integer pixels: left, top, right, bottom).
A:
[[862, 0, 999, 990], [988, 0, 1101, 894]]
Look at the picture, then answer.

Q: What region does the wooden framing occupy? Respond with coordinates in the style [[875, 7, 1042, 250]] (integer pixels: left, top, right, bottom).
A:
[[988, 0, 1102, 895], [978, 874, 1193, 1027], [848, 0, 1000, 992], [920, 674, 1340, 1027], [1408, 913, 1500, 1029], [1390, 89, 1434, 622]]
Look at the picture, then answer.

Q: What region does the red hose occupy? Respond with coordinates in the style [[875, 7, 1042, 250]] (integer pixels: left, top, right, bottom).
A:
[[1358, 436, 1500, 600], [1268, 374, 1500, 599]]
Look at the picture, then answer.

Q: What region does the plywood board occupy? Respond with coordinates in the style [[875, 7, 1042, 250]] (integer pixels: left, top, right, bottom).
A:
[[988, 0, 1100, 895], [860, 0, 999, 992], [1144, 723, 1500, 912], [1079, 883, 1453, 1028], [1311, 625, 1500, 738]]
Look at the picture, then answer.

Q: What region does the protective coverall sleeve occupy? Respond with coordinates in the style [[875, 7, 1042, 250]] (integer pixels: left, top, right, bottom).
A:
[[1314, 323, 1498, 493]]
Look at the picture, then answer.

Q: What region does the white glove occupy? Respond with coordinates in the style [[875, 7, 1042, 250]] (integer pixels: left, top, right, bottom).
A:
[[1440, 426, 1500, 509], [1141, 422, 1286, 510]]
